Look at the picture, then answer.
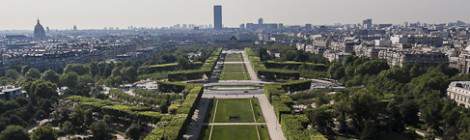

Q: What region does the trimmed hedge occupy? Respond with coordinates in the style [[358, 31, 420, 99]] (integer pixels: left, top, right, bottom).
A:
[[144, 85, 203, 140], [144, 114, 187, 140], [258, 69, 300, 81], [281, 115, 327, 140], [264, 84, 292, 121], [139, 63, 179, 74], [176, 86, 203, 114], [67, 96, 163, 123], [167, 48, 222, 81], [264, 61, 303, 70], [158, 82, 187, 93], [167, 70, 209, 81], [281, 80, 312, 92]]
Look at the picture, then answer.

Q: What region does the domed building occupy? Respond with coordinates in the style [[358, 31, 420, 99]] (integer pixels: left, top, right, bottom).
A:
[[33, 19, 46, 39]]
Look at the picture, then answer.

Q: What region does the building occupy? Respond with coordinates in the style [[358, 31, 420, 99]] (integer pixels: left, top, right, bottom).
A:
[[363, 18, 373, 29], [245, 18, 281, 31], [213, 5, 223, 30], [456, 47, 470, 74], [378, 49, 448, 67], [33, 19, 46, 39], [447, 81, 470, 108], [0, 86, 24, 100]]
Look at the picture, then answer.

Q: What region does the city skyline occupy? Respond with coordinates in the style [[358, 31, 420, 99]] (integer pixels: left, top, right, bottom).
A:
[[1, 0, 470, 30]]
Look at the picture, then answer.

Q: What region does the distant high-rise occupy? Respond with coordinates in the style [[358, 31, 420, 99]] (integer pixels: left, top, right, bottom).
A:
[[363, 18, 373, 29], [73, 25, 78, 31], [213, 5, 222, 30], [33, 19, 46, 39], [258, 18, 264, 25]]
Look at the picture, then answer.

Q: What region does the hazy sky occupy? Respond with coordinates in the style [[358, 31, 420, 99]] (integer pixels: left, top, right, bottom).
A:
[[1, 0, 469, 30]]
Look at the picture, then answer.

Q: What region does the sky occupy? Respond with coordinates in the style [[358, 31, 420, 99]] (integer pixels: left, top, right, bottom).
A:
[[0, 0, 469, 30]]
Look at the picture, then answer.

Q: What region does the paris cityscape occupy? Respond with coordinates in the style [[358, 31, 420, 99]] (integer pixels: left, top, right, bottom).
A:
[[1, 0, 470, 140]]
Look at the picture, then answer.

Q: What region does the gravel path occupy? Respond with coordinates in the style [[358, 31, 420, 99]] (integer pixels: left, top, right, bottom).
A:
[[242, 51, 259, 81]]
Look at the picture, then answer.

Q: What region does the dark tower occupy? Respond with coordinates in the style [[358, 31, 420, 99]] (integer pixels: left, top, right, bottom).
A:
[[213, 5, 222, 30]]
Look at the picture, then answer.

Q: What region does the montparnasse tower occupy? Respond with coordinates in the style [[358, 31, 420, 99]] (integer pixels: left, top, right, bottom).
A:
[[33, 19, 46, 40]]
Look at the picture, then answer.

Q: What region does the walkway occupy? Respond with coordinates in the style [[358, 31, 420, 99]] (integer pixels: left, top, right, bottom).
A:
[[257, 95, 286, 140], [183, 98, 211, 140], [242, 50, 259, 81]]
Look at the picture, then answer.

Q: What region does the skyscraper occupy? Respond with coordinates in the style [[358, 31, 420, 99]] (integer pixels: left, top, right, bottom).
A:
[[33, 19, 46, 39], [213, 5, 222, 30]]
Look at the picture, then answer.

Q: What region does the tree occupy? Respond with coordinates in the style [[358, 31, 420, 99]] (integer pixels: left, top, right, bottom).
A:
[[90, 120, 112, 140], [60, 121, 73, 135], [121, 66, 137, 83], [41, 70, 59, 84], [176, 56, 190, 69], [126, 123, 142, 140], [89, 62, 99, 76], [64, 64, 90, 75], [59, 72, 79, 88], [5, 69, 21, 80], [25, 68, 41, 80], [30, 125, 57, 140], [23, 80, 58, 112], [347, 92, 382, 132], [0, 125, 29, 140], [307, 107, 334, 135], [27, 80, 58, 100]]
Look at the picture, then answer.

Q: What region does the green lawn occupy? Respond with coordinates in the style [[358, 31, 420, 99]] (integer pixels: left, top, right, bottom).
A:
[[210, 99, 258, 123], [225, 53, 243, 62], [202, 99, 270, 140], [211, 125, 260, 140], [202, 125, 270, 140], [220, 64, 250, 80]]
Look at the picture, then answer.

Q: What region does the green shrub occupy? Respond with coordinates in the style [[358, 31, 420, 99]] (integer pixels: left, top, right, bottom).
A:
[[281, 115, 327, 140]]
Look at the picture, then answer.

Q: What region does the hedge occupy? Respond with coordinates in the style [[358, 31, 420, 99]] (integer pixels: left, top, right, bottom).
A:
[[158, 82, 187, 93], [281, 115, 327, 140], [281, 80, 312, 92], [144, 85, 203, 140], [67, 96, 163, 124], [258, 69, 300, 81], [167, 70, 210, 81], [144, 114, 188, 140], [263, 85, 292, 121], [139, 63, 178, 74], [264, 61, 303, 70], [167, 48, 222, 81], [176, 86, 203, 114]]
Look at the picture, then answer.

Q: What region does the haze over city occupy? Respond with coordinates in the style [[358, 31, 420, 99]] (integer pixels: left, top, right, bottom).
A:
[[3, 0, 470, 140], [1, 0, 470, 30]]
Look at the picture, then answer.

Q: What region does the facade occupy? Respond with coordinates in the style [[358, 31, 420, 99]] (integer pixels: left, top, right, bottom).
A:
[[378, 49, 448, 67], [34, 20, 47, 39], [456, 50, 470, 74], [447, 81, 470, 108], [213, 5, 223, 30]]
